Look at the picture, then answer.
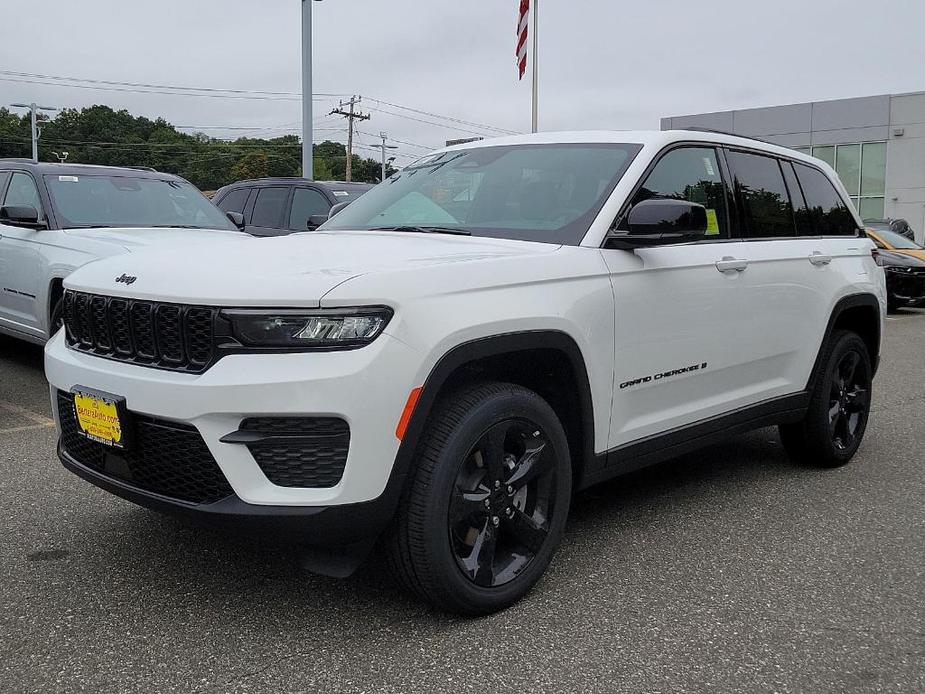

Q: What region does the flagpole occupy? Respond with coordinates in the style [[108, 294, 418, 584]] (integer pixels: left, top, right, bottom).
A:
[[531, 0, 538, 133]]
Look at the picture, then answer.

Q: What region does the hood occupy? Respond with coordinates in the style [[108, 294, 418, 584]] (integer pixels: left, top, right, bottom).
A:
[[63, 226, 247, 251], [62, 230, 561, 306], [878, 249, 925, 267]]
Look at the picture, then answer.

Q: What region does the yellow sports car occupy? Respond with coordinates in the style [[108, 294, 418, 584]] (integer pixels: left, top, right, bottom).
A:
[[867, 227, 925, 310]]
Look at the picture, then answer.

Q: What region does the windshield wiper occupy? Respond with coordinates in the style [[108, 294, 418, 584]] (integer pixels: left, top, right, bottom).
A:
[[371, 225, 471, 236]]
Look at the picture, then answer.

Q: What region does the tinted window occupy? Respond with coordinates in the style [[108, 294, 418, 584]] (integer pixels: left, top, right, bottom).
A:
[[622, 146, 728, 238], [218, 188, 250, 214], [289, 188, 330, 230], [781, 161, 812, 234], [4, 172, 44, 218], [251, 187, 289, 228], [322, 144, 642, 245], [727, 151, 793, 238], [794, 164, 857, 236]]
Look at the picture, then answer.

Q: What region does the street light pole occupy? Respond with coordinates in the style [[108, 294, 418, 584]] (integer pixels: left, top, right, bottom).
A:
[[301, 0, 317, 180], [379, 132, 397, 182], [11, 102, 57, 162]]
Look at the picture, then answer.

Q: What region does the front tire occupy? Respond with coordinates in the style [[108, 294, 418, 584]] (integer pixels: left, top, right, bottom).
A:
[[387, 382, 572, 615], [779, 330, 872, 467]]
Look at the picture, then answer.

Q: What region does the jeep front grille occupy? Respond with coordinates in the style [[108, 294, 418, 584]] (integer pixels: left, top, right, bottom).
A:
[[63, 290, 216, 373]]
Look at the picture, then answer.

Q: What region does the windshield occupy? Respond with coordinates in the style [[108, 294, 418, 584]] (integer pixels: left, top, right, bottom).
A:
[[44, 174, 235, 230], [873, 228, 922, 250], [321, 143, 642, 244]]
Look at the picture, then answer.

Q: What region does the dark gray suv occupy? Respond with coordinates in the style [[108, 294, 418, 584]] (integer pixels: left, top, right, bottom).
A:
[[213, 178, 373, 237]]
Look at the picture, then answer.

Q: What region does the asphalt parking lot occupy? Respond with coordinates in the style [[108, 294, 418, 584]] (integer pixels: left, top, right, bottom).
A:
[[1, 313, 924, 694]]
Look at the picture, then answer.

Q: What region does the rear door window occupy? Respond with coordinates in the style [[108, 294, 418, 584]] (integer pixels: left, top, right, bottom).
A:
[[250, 186, 290, 228], [794, 163, 857, 236], [726, 151, 794, 238], [781, 161, 812, 235]]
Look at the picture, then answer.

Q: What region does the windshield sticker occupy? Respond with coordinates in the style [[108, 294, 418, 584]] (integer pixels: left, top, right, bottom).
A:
[[58, 175, 79, 182], [703, 157, 715, 177], [332, 191, 350, 197]]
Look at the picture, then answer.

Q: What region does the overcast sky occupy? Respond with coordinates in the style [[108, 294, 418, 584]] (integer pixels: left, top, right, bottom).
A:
[[2, 0, 924, 164]]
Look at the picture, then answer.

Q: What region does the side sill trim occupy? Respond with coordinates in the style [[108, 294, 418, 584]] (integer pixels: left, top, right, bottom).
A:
[[580, 392, 808, 489]]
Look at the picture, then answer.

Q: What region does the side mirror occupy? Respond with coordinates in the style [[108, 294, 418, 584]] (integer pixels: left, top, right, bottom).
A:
[[307, 214, 328, 230], [328, 201, 351, 219], [226, 211, 246, 230], [0, 204, 45, 229], [607, 199, 708, 249]]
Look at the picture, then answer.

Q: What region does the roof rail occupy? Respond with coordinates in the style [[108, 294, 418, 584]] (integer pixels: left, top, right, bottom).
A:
[[677, 127, 780, 148]]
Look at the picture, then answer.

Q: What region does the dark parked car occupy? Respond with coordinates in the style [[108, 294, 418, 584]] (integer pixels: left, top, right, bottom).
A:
[[213, 178, 373, 237], [868, 227, 925, 311], [864, 217, 915, 242]]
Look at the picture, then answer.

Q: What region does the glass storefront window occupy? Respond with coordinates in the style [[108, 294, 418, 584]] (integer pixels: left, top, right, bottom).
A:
[[812, 146, 836, 168], [807, 142, 885, 223], [858, 197, 885, 220], [861, 142, 886, 197], [835, 144, 861, 197]]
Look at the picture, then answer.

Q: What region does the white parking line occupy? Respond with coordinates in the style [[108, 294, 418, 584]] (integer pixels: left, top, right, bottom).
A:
[[0, 422, 55, 434]]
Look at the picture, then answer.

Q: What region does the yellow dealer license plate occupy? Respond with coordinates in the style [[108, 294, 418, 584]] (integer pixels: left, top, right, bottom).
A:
[[72, 389, 127, 449]]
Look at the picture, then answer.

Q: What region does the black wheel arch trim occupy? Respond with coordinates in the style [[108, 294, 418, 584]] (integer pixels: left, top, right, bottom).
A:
[[808, 293, 881, 389], [393, 330, 597, 495]]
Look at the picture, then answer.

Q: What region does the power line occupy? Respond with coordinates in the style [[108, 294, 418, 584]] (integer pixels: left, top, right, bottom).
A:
[[0, 69, 515, 133], [365, 106, 495, 138], [0, 76, 337, 102], [0, 69, 346, 98], [365, 97, 519, 135]]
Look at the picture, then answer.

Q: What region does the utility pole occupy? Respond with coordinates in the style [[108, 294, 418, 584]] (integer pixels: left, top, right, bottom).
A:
[[11, 102, 57, 162], [329, 96, 370, 182], [378, 132, 398, 182]]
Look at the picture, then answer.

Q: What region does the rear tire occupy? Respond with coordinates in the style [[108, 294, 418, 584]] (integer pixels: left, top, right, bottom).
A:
[[386, 381, 572, 615], [49, 296, 65, 337], [779, 330, 872, 467]]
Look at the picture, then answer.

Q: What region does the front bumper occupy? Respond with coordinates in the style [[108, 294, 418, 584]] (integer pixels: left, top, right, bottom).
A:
[[885, 270, 925, 305], [45, 329, 422, 516], [58, 443, 397, 546]]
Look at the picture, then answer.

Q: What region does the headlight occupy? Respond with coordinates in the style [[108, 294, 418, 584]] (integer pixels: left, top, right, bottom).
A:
[[222, 307, 393, 350]]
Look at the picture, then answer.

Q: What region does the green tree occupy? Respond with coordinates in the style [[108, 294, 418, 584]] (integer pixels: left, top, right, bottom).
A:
[[0, 105, 392, 188], [230, 151, 269, 181]]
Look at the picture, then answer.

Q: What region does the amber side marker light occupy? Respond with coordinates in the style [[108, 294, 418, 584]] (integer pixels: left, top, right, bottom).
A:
[[396, 387, 423, 440]]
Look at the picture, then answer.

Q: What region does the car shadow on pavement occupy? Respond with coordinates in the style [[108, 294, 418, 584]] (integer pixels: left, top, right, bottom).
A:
[[73, 427, 799, 625], [0, 335, 44, 371]]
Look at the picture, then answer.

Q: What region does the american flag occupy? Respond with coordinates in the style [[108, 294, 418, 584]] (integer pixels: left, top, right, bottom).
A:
[[516, 0, 530, 80]]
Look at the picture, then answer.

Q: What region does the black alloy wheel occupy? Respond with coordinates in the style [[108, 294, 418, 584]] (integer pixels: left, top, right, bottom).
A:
[[448, 419, 557, 588], [828, 350, 870, 452], [779, 329, 872, 467], [386, 381, 572, 615]]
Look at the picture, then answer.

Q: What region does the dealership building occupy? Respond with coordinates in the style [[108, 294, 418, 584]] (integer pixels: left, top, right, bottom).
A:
[[662, 91, 925, 242]]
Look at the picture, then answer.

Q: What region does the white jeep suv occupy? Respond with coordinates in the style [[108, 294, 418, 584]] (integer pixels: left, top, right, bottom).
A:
[[45, 131, 886, 615], [0, 160, 244, 345]]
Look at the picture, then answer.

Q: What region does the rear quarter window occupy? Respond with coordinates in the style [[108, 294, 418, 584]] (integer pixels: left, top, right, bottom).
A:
[[794, 163, 858, 236]]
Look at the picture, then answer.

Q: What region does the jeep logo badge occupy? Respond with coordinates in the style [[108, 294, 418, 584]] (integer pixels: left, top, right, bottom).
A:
[[115, 274, 137, 285]]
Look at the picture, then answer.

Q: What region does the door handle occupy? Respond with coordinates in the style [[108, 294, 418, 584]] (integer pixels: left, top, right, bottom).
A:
[[715, 256, 748, 273], [808, 251, 832, 266]]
